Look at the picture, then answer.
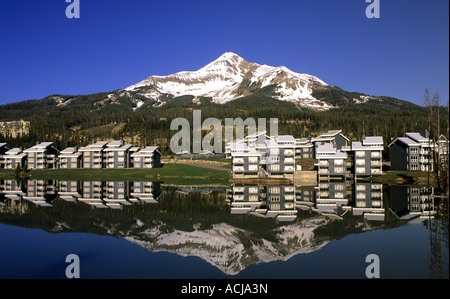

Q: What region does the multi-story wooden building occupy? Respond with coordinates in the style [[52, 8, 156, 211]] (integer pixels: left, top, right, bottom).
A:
[[79, 141, 108, 169], [389, 131, 434, 171], [59, 147, 82, 169], [23, 142, 59, 169], [349, 136, 383, 177]]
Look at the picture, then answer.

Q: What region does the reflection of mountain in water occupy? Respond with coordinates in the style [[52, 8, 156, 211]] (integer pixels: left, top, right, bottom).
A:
[[0, 179, 443, 275]]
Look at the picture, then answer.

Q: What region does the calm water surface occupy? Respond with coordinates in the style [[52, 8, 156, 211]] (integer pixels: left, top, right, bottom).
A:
[[0, 179, 448, 279]]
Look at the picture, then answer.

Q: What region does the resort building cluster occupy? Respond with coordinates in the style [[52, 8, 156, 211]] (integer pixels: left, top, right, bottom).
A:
[[226, 129, 447, 179], [0, 129, 447, 179], [0, 140, 161, 170]]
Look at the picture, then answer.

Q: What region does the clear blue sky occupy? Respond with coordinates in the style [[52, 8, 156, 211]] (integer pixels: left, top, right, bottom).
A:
[[0, 0, 448, 106]]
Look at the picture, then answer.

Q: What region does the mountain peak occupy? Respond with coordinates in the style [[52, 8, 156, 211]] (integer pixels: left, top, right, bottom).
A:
[[125, 53, 332, 110]]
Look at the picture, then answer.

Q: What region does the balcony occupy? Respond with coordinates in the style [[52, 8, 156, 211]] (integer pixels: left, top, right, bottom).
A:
[[233, 158, 244, 164], [233, 166, 244, 172], [284, 150, 295, 156], [284, 157, 294, 164]]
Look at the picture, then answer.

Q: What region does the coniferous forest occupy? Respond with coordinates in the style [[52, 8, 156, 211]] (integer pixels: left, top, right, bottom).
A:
[[0, 88, 448, 161]]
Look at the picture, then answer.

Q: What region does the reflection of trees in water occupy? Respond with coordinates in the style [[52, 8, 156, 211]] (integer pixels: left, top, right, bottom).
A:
[[429, 196, 449, 279]]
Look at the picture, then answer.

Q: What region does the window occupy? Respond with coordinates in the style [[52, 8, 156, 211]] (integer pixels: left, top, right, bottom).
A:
[[271, 187, 281, 193], [271, 164, 280, 171], [335, 192, 344, 199], [334, 159, 344, 165], [356, 151, 365, 157], [249, 195, 259, 202], [270, 149, 279, 155], [356, 159, 365, 165], [248, 164, 258, 171], [335, 184, 344, 191], [270, 156, 280, 163], [334, 167, 344, 173], [356, 167, 366, 174], [248, 156, 258, 163], [270, 195, 281, 202], [248, 187, 258, 194]]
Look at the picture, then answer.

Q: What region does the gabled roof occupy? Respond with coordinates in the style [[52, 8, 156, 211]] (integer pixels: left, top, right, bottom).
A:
[[388, 137, 419, 148], [316, 145, 348, 159], [5, 148, 24, 155], [24, 142, 56, 153], [405, 132, 428, 143], [362, 136, 383, 145]]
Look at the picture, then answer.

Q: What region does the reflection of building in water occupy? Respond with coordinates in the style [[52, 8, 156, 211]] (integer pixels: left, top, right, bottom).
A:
[[266, 185, 297, 221], [227, 184, 297, 222], [352, 182, 385, 221], [313, 180, 352, 218], [0, 179, 26, 201], [130, 182, 162, 203], [58, 181, 82, 202], [78, 181, 106, 208], [22, 180, 58, 207], [227, 185, 265, 214], [73, 181, 162, 209], [295, 187, 315, 209], [0, 180, 162, 210], [390, 185, 435, 220]]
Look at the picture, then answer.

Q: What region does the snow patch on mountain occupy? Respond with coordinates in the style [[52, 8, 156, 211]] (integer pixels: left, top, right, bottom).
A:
[[125, 52, 332, 110], [124, 217, 331, 275]]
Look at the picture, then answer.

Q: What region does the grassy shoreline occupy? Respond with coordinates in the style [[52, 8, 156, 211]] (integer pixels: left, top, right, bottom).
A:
[[0, 166, 438, 187]]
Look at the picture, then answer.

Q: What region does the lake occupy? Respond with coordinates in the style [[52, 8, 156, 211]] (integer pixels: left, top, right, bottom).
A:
[[0, 179, 448, 280]]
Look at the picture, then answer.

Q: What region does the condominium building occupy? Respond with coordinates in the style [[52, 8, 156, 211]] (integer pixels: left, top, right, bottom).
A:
[[0, 143, 10, 168], [389, 131, 434, 171], [2, 148, 27, 169], [59, 147, 82, 169], [295, 137, 314, 159], [231, 143, 262, 178], [229, 133, 295, 179], [315, 145, 348, 178], [349, 136, 383, 176], [23, 142, 59, 169], [103, 140, 133, 169], [313, 129, 349, 152], [130, 146, 161, 168], [79, 141, 108, 169]]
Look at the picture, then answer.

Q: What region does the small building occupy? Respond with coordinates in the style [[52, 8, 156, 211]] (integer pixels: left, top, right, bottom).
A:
[[23, 142, 59, 169], [389, 130, 434, 171], [313, 129, 349, 155], [0, 143, 10, 168], [2, 148, 27, 169], [295, 137, 314, 159], [231, 143, 262, 178], [350, 136, 383, 176], [59, 147, 82, 169], [315, 145, 348, 178], [103, 140, 133, 169], [79, 141, 108, 169], [265, 135, 296, 178], [130, 146, 161, 168]]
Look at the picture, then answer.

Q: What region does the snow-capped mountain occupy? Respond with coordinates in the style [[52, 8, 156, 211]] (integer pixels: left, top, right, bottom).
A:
[[124, 219, 331, 275], [125, 52, 334, 110]]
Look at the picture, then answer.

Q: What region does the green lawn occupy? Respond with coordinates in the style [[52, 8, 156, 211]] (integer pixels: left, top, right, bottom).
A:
[[0, 164, 231, 186]]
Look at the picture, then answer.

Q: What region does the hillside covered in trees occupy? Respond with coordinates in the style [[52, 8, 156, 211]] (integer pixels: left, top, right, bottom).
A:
[[0, 88, 448, 161]]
